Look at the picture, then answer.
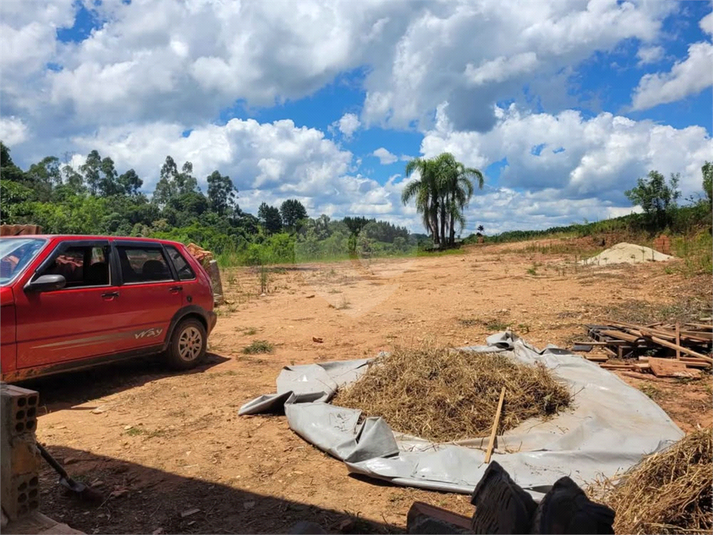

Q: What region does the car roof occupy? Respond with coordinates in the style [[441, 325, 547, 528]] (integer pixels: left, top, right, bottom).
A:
[[0, 235, 182, 245]]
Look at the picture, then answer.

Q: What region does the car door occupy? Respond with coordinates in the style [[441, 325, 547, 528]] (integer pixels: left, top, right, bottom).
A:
[[110, 241, 183, 350], [14, 239, 125, 368]]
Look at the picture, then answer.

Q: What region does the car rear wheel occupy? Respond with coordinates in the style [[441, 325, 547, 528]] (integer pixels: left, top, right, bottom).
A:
[[165, 318, 207, 370]]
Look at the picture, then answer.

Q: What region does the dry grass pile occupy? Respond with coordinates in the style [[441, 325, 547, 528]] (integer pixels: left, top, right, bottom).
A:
[[604, 427, 712, 535], [334, 344, 571, 442]]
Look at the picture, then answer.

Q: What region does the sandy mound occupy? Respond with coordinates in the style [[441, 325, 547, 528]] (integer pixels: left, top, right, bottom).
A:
[[580, 242, 673, 266], [334, 344, 571, 443]]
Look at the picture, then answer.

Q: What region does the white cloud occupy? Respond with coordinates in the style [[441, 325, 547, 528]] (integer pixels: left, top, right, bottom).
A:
[[0, 0, 676, 137], [373, 147, 398, 165], [422, 104, 712, 203], [631, 40, 713, 110], [700, 11, 713, 36], [465, 52, 539, 86], [0, 117, 29, 146], [333, 113, 361, 140], [636, 45, 664, 66]]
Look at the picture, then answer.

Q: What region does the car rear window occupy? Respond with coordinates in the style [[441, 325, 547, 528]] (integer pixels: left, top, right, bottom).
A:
[[40, 245, 110, 288], [165, 245, 196, 281], [118, 247, 173, 283]]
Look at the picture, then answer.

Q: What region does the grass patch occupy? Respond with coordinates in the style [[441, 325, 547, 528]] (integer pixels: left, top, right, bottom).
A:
[[242, 340, 274, 354], [603, 427, 712, 534], [125, 427, 145, 436], [334, 343, 571, 442], [639, 384, 662, 401]]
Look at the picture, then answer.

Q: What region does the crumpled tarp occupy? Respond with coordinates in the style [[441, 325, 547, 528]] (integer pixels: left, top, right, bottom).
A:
[[239, 332, 683, 497]]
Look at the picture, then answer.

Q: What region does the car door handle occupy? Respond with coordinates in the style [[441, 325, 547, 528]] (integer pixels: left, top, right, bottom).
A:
[[169, 286, 183, 293], [102, 291, 119, 299]]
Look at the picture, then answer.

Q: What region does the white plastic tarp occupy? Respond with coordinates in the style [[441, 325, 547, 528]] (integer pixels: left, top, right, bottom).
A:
[[239, 333, 683, 497]]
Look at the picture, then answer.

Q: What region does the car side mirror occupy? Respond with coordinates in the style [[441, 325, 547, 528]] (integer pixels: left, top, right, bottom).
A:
[[25, 274, 67, 293]]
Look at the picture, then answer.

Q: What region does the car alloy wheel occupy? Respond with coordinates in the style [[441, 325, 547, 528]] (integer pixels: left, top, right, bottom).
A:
[[178, 325, 203, 361]]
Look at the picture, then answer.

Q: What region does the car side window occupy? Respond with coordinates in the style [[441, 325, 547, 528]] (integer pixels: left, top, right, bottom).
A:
[[118, 247, 173, 283], [41, 246, 110, 288], [165, 246, 196, 281]]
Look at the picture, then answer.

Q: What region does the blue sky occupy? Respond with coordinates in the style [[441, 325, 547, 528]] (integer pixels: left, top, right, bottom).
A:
[[1, 0, 711, 234]]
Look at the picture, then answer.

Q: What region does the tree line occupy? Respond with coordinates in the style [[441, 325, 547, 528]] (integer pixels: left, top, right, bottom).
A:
[[0, 142, 417, 264]]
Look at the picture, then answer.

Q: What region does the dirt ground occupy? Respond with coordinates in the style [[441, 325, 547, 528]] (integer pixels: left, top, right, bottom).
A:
[[29, 241, 712, 534]]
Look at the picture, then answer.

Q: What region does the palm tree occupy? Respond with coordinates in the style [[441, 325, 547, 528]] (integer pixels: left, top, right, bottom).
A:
[[402, 153, 483, 247], [402, 157, 441, 245], [437, 154, 483, 246]]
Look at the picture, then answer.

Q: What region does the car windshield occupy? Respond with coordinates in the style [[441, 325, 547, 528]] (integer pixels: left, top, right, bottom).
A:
[[0, 238, 47, 285]]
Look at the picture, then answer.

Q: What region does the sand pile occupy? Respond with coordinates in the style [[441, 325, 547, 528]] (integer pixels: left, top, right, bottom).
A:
[[334, 344, 571, 443], [580, 242, 673, 266], [604, 427, 712, 534]]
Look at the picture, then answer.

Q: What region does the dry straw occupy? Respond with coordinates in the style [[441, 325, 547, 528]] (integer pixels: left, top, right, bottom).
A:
[[604, 427, 712, 534], [334, 343, 571, 442]]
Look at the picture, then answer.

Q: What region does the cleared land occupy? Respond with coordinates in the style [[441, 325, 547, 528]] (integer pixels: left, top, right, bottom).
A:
[[31, 240, 712, 533]]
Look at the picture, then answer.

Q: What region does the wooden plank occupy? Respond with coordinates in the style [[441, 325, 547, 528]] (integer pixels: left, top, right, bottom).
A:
[[675, 322, 681, 360], [485, 387, 505, 464], [646, 335, 713, 363], [585, 355, 609, 362], [599, 329, 641, 343], [649, 357, 701, 378], [602, 347, 618, 358]]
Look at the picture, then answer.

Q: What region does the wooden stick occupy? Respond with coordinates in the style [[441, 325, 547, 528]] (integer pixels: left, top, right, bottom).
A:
[[675, 322, 681, 360], [485, 387, 505, 464], [648, 335, 713, 363]]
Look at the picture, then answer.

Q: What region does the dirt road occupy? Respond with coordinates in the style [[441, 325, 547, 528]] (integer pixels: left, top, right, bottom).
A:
[[31, 243, 712, 533]]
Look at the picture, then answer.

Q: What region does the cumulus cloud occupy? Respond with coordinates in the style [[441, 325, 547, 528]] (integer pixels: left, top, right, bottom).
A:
[[333, 113, 361, 140], [0, 0, 676, 137], [373, 147, 398, 165], [636, 45, 664, 65], [465, 52, 539, 86], [421, 104, 712, 202], [631, 41, 713, 110], [0, 117, 29, 146]]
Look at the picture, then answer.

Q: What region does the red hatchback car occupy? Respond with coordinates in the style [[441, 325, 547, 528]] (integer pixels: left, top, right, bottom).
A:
[[0, 235, 217, 382]]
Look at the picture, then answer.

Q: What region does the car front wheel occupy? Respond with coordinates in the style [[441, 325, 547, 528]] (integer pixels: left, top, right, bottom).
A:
[[165, 318, 207, 370]]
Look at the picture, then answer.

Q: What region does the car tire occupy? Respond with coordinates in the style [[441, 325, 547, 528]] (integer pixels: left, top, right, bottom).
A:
[[165, 318, 207, 370]]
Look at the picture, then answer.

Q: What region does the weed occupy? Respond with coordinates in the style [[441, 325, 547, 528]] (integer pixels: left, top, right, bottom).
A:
[[337, 296, 351, 310], [458, 318, 479, 327], [639, 384, 662, 401], [242, 327, 258, 335], [259, 264, 269, 294], [487, 319, 510, 331], [526, 262, 539, 276], [242, 340, 274, 354], [328, 288, 342, 294], [517, 323, 531, 334], [125, 427, 145, 436]]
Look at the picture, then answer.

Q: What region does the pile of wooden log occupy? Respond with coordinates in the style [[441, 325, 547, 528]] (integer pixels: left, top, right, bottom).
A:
[[572, 321, 712, 378]]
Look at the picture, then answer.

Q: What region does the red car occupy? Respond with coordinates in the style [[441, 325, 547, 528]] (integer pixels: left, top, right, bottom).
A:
[[0, 235, 217, 382]]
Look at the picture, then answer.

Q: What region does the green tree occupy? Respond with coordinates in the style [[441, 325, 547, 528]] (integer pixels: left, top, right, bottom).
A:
[[154, 156, 199, 207], [625, 170, 681, 229], [206, 170, 237, 215], [280, 199, 307, 229], [402, 157, 441, 245], [402, 153, 482, 247], [80, 150, 102, 195], [258, 202, 282, 234], [118, 169, 143, 196], [702, 161, 712, 206], [0, 142, 27, 183], [437, 153, 483, 246]]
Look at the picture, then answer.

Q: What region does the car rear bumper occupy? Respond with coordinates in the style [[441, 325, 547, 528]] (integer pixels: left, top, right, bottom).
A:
[[207, 310, 217, 334]]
